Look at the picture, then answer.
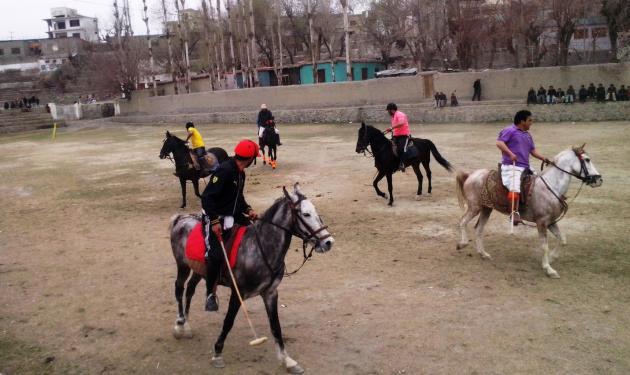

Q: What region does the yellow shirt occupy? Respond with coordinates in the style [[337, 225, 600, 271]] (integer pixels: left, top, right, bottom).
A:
[[187, 128, 205, 149]]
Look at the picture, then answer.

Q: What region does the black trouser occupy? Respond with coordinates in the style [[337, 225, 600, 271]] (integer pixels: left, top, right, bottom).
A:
[[202, 214, 222, 297], [393, 135, 408, 161], [193, 147, 208, 170], [472, 89, 481, 101]]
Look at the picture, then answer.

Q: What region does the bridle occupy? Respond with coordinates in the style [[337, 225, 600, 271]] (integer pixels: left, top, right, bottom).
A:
[[543, 149, 601, 185], [253, 187, 332, 277], [358, 127, 388, 158]]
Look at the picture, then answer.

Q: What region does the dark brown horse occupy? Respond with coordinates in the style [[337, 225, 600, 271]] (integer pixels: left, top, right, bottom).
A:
[[159, 131, 228, 208], [355, 122, 453, 206]]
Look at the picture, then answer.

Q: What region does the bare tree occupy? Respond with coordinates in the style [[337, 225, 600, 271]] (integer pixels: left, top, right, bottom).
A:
[[216, 0, 228, 88], [307, 0, 318, 82], [405, 0, 450, 71], [174, 0, 191, 93], [340, 0, 351, 80], [201, 0, 217, 90], [160, 0, 178, 94], [276, 0, 284, 84], [548, 0, 589, 66], [447, 0, 486, 70], [142, 0, 157, 96], [363, 0, 407, 67], [601, 0, 630, 62], [226, 0, 238, 86], [249, 0, 259, 86]]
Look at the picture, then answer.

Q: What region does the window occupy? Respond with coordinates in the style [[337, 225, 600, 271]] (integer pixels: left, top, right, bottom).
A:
[[45, 60, 50, 63], [574, 28, 587, 39], [57, 33, 67, 38], [361, 67, 368, 80], [11, 47, 21, 55], [56, 21, 66, 29], [0, 49, 4, 55], [351, 68, 355, 79], [41, 65, 46, 70], [69, 19, 80, 27], [592, 27, 608, 38], [72, 33, 81, 38]]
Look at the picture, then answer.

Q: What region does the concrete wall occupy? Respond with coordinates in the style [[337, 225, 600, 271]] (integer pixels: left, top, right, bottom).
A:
[[112, 101, 630, 125], [433, 63, 630, 101], [120, 63, 630, 117]]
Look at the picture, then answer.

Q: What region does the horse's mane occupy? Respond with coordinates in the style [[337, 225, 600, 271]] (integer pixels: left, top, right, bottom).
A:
[[259, 191, 307, 222]]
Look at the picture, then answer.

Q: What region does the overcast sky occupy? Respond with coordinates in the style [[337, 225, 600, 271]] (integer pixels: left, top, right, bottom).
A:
[[0, 0, 174, 41]]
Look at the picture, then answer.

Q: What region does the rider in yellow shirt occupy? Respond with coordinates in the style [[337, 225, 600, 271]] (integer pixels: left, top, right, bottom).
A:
[[185, 122, 208, 170]]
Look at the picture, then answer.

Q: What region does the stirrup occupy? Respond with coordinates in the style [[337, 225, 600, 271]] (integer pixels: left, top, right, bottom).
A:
[[510, 211, 522, 225]]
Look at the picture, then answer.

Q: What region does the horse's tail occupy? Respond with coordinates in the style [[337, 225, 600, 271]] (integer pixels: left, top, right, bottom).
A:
[[426, 140, 453, 172], [456, 170, 470, 210]]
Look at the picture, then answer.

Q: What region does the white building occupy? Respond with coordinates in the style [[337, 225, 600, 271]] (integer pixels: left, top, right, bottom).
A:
[[43, 7, 99, 42]]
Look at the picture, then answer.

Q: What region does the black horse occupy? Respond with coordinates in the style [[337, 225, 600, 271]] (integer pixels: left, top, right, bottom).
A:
[[355, 122, 453, 206], [159, 131, 228, 208], [260, 125, 278, 169], [169, 183, 334, 373]]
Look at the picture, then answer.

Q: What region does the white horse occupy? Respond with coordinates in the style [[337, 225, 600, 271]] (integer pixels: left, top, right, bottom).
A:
[[455, 145, 603, 278]]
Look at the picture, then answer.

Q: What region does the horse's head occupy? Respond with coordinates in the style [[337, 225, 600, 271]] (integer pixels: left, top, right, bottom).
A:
[[283, 183, 335, 253], [356, 122, 369, 153], [556, 144, 603, 187], [160, 131, 185, 159]]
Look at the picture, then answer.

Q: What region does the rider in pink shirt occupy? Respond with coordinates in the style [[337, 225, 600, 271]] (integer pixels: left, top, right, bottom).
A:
[[385, 103, 411, 171]]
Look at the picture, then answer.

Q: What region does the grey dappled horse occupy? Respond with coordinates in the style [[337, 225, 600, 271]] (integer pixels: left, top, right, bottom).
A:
[[455, 145, 602, 278], [169, 183, 334, 373]]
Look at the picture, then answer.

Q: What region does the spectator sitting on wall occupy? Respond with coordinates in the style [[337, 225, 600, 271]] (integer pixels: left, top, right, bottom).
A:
[[566, 85, 575, 104], [45, 104, 51, 113], [578, 85, 588, 103], [606, 84, 617, 101], [588, 83, 596, 100], [537, 86, 546, 104], [451, 91, 459, 107], [440, 92, 448, 107], [618, 85, 628, 101], [434, 92, 440, 108], [596, 83, 606, 102], [3, 102, 8, 110], [527, 87, 537, 105], [556, 88, 565, 104], [546, 86, 557, 104]]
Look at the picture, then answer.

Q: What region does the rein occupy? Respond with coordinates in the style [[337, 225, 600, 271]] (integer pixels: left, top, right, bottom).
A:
[[252, 189, 331, 278]]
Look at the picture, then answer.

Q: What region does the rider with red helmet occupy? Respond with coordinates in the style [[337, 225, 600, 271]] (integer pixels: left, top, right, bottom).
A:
[[201, 139, 260, 312]]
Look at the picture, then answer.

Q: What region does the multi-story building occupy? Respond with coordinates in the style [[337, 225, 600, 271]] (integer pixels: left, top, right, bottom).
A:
[[43, 7, 99, 42]]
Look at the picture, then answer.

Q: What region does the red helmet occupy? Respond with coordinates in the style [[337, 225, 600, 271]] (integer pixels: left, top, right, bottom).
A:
[[234, 139, 260, 158]]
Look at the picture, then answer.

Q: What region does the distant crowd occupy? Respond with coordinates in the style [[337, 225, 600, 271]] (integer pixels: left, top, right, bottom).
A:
[[434, 91, 459, 108], [527, 83, 629, 105], [3, 96, 40, 111]]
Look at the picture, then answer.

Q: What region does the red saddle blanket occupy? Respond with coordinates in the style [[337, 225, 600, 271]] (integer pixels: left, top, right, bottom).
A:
[[185, 222, 246, 271]]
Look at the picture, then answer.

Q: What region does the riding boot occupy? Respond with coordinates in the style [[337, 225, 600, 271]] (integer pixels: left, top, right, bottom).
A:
[[204, 260, 220, 312], [508, 192, 522, 225], [276, 133, 282, 146]]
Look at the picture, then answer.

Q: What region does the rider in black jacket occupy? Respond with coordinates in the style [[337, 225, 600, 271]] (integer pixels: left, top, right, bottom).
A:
[[201, 139, 260, 312]]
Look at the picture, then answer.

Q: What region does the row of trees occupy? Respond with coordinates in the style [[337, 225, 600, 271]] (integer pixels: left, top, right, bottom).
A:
[[95, 0, 629, 97]]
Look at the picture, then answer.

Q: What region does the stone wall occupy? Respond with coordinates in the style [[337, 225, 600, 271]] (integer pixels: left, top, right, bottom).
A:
[[111, 101, 630, 125], [119, 63, 630, 118]]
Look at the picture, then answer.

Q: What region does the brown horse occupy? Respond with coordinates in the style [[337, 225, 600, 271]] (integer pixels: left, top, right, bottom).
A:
[[455, 146, 602, 278]]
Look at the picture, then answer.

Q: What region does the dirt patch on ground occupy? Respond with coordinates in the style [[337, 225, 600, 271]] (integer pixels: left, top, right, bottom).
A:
[[1, 120, 629, 374]]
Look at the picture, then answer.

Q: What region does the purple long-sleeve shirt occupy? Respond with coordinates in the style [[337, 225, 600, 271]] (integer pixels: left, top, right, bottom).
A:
[[497, 124, 535, 168]]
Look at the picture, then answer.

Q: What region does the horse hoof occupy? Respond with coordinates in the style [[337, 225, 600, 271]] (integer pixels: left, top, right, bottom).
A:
[[415, 195, 422, 201], [546, 270, 560, 279], [211, 356, 225, 368], [182, 322, 193, 338], [173, 325, 185, 340], [287, 364, 305, 374], [456, 242, 468, 250], [480, 253, 492, 260]]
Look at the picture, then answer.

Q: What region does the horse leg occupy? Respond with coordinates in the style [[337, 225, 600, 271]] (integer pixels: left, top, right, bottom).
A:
[[386, 173, 394, 206], [192, 178, 201, 198], [179, 272, 202, 338], [411, 162, 424, 199], [262, 289, 303, 374], [474, 207, 493, 259], [173, 263, 192, 339], [179, 177, 187, 209], [373, 171, 387, 199], [538, 222, 560, 278], [422, 160, 432, 196], [547, 223, 566, 261], [457, 205, 480, 250], [212, 292, 241, 368]]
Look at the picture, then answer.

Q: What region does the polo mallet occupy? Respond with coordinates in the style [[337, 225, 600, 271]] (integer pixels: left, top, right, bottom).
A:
[[217, 239, 268, 346], [510, 161, 516, 234]]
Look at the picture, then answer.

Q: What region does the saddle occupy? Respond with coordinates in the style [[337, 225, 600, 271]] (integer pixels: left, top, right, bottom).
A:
[[184, 223, 248, 276], [480, 165, 536, 215], [391, 137, 418, 160], [189, 150, 219, 172]]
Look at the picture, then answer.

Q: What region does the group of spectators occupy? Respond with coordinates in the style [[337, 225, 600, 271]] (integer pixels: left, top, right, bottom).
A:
[[3, 96, 40, 111], [434, 91, 459, 108], [527, 83, 629, 105]]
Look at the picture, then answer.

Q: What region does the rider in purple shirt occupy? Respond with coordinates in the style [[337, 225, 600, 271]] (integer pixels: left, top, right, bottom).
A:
[[496, 110, 549, 224]]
